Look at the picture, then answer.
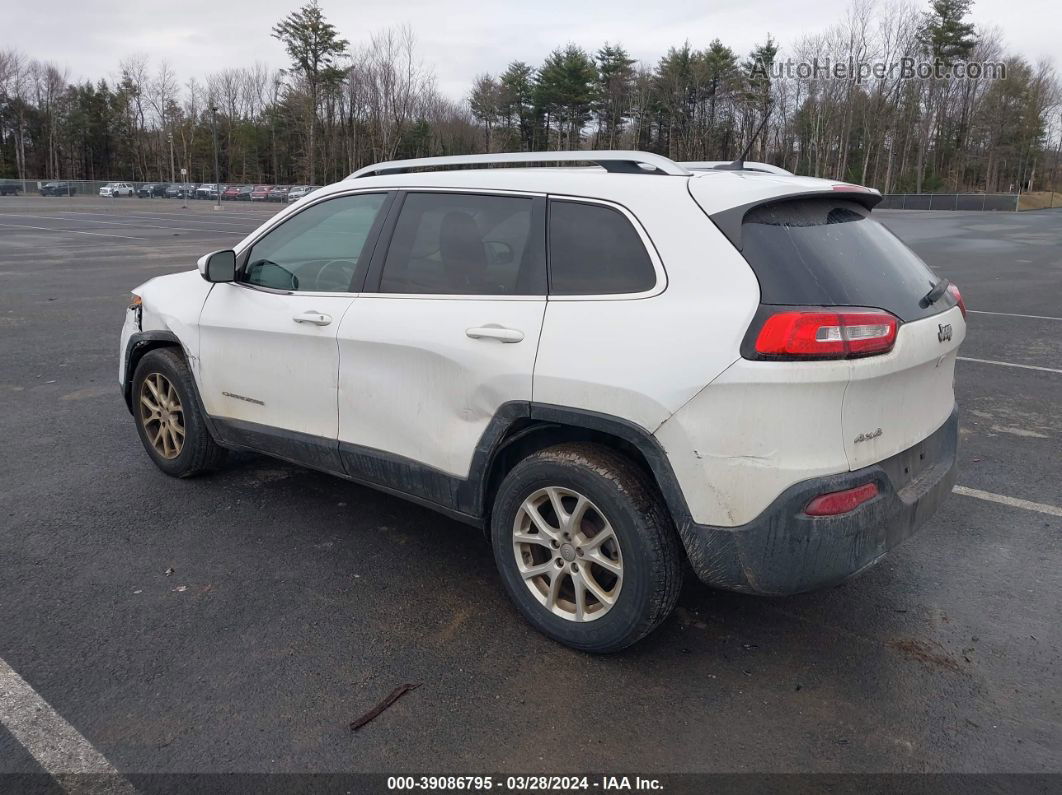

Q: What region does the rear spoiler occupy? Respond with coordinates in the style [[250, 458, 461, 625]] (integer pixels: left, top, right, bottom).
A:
[[710, 188, 882, 251]]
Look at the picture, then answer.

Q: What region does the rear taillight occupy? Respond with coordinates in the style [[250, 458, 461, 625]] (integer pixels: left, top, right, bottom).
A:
[[804, 482, 879, 516], [947, 284, 966, 319], [753, 310, 899, 359]]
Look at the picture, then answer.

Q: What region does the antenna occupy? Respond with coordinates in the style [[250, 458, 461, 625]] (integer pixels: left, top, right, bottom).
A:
[[713, 102, 774, 172]]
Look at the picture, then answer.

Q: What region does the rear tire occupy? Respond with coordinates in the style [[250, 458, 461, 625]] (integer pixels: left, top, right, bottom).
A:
[[491, 443, 682, 653], [132, 348, 226, 478]]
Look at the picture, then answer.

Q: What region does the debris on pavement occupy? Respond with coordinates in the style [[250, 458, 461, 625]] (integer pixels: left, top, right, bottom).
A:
[[350, 683, 422, 732]]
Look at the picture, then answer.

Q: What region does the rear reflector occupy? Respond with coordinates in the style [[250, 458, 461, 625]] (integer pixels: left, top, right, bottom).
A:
[[804, 482, 879, 516], [754, 310, 898, 359], [947, 283, 967, 319]]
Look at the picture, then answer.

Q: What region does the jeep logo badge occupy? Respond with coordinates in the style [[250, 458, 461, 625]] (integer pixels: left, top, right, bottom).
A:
[[938, 323, 953, 343]]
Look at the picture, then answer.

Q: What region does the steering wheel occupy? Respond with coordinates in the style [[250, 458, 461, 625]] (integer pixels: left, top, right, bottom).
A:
[[312, 258, 356, 291]]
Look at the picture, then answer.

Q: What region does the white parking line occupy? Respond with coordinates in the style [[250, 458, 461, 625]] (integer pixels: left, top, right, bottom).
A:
[[953, 486, 1062, 518], [84, 206, 279, 220], [957, 356, 1062, 375], [49, 210, 268, 228], [0, 212, 253, 235], [0, 221, 147, 241], [0, 657, 136, 793], [969, 310, 1062, 321]]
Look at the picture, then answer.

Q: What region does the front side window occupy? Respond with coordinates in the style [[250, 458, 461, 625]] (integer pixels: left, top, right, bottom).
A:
[[379, 192, 543, 295], [548, 200, 656, 295], [243, 192, 388, 292]]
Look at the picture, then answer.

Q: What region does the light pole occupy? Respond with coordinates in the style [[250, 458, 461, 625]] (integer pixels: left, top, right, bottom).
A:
[[210, 106, 221, 210], [1052, 111, 1061, 209], [167, 132, 176, 185]]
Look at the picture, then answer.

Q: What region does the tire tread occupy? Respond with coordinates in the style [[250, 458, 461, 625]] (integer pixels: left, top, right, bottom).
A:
[[133, 347, 226, 477]]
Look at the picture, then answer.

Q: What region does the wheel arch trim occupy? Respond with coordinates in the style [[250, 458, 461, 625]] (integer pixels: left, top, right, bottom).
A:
[[122, 331, 221, 441]]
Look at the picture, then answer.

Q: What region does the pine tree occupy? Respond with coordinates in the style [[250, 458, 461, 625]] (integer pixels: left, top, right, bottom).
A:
[[535, 45, 597, 150], [595, 44, 635, 148], [920, 0, 978, 64], [271, 0, 349, 182], [499, 62, 536, 150]]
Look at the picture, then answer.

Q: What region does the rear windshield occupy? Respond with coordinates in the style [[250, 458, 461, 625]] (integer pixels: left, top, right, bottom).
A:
[[740, 198, 941, 322]]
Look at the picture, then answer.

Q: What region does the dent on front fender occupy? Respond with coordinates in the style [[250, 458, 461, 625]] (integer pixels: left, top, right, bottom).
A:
[[134, 270, 214, 371]]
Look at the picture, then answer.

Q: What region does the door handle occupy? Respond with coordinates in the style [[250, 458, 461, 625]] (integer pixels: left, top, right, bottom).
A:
[[293, 311, 333, 326], [466, 325, 524, 343]]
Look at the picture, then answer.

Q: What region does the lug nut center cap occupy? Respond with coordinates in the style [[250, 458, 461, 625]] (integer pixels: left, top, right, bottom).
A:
[[559, 543, 576, 562]]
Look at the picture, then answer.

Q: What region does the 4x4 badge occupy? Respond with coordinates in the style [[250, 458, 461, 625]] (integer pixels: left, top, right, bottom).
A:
[[853, 428, 883, 444], [938, 323, 953, 343]]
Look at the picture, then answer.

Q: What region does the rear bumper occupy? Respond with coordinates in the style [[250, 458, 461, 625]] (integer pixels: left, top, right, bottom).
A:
[[678, 405, 958, 595]]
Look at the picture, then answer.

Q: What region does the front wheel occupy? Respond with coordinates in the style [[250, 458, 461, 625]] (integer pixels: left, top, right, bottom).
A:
[[491, 443, 683, 653], [132, 348, 226, 477]]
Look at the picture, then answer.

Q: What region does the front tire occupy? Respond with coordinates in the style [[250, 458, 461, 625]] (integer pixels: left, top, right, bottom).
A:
[[132, 348, 226, 477], [491, 443, 682, 653]]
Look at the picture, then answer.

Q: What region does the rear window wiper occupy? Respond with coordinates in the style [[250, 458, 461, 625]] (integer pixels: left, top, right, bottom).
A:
[[920, 277, 950, 308]]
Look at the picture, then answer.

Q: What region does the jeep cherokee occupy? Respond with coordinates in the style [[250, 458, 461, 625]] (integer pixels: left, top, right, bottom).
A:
[[119, 151, 966, 652]]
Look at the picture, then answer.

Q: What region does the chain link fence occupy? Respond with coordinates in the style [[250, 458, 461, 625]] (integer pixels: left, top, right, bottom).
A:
[[0, 178, 214, 198], [0, 179, 1036, 212], [878, 193, 1020, 211], [0, 177, 210, 197]]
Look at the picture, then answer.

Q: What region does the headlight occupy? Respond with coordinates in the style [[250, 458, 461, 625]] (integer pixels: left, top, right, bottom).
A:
[[128, 293, 142, 311]]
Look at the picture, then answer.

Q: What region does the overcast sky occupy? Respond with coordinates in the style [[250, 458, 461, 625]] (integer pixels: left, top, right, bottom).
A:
[[6, 0, 1060, 99]]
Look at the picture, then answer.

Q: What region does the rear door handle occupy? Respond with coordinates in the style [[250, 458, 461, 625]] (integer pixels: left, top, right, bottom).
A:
[[466, 325, 524, 343], [293, 311, 333, 326]]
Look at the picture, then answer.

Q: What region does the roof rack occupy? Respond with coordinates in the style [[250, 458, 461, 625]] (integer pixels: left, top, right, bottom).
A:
[[680, 161, 794, 176], [347, 151, 692, 179]]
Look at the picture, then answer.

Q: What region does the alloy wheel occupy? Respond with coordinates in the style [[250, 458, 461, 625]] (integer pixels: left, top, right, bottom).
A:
[[512, 486, 623, 622], [139, 372, 185, 459]]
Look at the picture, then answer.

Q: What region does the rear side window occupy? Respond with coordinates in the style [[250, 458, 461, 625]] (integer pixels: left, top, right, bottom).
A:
[[548, 201, 656, 295], [740, 198, 940, 321], [379, 192, 543, 295]]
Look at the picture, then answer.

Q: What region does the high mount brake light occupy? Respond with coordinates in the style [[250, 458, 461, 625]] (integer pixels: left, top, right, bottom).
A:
[[946, 283, 967, 319], [754, 310, 899, 359]]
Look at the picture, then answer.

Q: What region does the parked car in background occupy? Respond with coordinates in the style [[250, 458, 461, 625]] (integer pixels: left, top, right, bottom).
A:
[[137, 183, 169, 198], [196, 184, 224, 200], [249, 185, 273, 201], [267, 185, 291, 202], [100, 182, 135, 197], [118, 150, 966, 652], [165, 183, 196, 199], [286, 185, 321, 203], [0, 183, 21, 196], [40, 182, 76, 196], [221, 185, 249, 201]]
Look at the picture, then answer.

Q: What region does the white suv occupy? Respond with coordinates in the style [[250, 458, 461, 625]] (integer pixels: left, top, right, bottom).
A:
[[119, 151, 966, 652], [100, 182, 134, 197]]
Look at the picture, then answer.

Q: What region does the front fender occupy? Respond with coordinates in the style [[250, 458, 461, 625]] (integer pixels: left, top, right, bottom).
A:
[[119, 270, 212, 407]]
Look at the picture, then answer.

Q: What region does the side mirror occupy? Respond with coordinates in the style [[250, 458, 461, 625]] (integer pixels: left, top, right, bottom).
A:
[[198, 250, 236, 283]]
